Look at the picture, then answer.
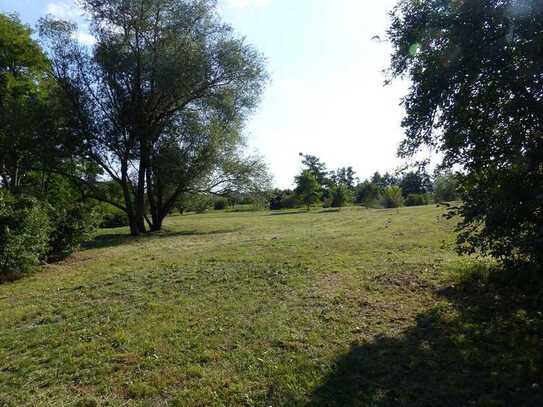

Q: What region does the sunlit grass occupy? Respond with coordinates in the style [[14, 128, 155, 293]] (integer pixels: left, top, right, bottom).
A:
[[1, 206, 540, 406]]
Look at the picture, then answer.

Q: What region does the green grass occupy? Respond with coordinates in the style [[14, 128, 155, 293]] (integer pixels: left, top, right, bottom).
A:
[[1, 206, 541, 406]]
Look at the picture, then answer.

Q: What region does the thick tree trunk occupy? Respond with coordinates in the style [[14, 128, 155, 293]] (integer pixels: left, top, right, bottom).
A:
[[146, 166, 161, 231], [120, 161, 144, 236], [135, 162, 147, 234]]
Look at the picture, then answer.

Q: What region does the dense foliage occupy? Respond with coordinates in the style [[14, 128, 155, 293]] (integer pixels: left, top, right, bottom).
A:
[[330, 184, 351, 208], [0, 192, 50, 277], [389, 0, 543, 270], [433, 173, 459, 203], [47, 204, 100, 261], [100, 204, 129, 228], [295, 171, 322, 210], [269, 189, 301, 210], [381, 186, 404, 208], [0, 14, 50, 193], [354, 181, 381, 207], [405, 193, 429, 207], [214, 198, 228, 211]]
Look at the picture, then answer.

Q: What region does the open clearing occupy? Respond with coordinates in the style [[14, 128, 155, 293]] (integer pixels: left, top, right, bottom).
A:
[[1, 206, 541, 406]]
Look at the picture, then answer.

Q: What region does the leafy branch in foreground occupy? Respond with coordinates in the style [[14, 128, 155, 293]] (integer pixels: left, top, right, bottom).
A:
[[388, 0, 543, 271]]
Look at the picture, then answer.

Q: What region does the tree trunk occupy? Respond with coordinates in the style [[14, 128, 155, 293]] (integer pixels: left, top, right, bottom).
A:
[[135, 161, 147, 234], [146, 165, 161, 231], [120, 161, 143, 236]]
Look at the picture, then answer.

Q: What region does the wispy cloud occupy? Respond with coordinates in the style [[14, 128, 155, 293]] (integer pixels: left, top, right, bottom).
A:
[[46, 1, 82, 20], [46, 2, 95, 45], [72, 31, 96, 46], [226, 0, 270, 9]]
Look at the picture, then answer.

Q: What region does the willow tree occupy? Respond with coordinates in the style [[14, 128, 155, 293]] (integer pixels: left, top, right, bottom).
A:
[[388, 0, 543, 270], [40, 0, 268, 235]]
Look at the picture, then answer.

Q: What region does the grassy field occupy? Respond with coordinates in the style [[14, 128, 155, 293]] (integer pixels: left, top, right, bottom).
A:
[[1, 205, 541, 406]]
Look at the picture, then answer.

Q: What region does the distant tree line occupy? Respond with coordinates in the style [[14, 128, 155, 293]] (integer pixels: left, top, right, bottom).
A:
[[268, 153, 459, 211]]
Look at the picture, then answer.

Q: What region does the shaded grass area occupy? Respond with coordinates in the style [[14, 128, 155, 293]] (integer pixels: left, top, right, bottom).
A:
[[0, 206, 541, 405], [311, 267, 543, 406]]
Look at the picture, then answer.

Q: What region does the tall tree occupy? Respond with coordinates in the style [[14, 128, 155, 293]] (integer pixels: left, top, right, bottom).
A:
[[330, 166, 357, 189], [0, 14, 50, 192], [370, 171, 397, 190], [295, 170, 321, 210], [299, 153, 329, 186], [40, 0, 268, 235], [399, 170, 431, 197], [389, 0, 543, 269]]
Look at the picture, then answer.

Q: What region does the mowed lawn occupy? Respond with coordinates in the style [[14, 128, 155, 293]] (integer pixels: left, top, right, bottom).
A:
[[1, 206, 541, 406]]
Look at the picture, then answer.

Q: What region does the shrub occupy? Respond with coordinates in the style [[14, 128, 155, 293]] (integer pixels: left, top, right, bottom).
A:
[[355, 181, 381, 207], [100, 205, 129, 228], [193, 196, 212, 213], [295, 170, 321, 210], [331, 184, 351, 208], [48, 204, 100, 261], [433, 174, 459, 203], [214, 198, 228, 210], [269, 189, 301, 210], [0, 192, 50, 276], [405, 193, 429, 207], [381, 186, 404, 208], [176, 194, 212, 214]]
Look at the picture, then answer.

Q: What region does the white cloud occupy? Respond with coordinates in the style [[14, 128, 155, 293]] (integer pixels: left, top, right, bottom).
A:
[[72, 31, 96, 46], [226, 0, 270, 9], [46, 2, 94, 45], [46, 1, 82, 20]]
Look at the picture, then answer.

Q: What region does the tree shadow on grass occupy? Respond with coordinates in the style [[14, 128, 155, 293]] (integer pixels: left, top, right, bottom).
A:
[[82, 227, 243, 250], [317, 208, 341, 214], [269, 209, 343, 216], [270, 210, 308, 216], [310, 267, 543, 407]]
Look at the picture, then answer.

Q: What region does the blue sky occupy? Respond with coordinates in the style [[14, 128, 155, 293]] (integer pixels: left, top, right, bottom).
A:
[[0, 0, 412, 188]]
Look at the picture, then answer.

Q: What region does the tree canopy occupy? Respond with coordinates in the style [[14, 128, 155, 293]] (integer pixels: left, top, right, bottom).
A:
[[295, 170, 321, 210], [389, 0, 543, 269], [39, 0, 269, 235], [0, 14, 51, 192]]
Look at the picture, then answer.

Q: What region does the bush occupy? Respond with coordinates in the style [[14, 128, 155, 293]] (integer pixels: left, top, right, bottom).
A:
[[331, 184, 351, 208], [193, 196, 212, 213], [48, 204, 100, 261], [405, 193, 429, 207], [213, 198, 228, 210], [100, 205, 129, 228], [269, 189, 301, 210], [177, 194, 212, 214], [433, 174, 459, 203], [0, 192, 51, 276], [381, 186, 404, 208], [355, 181, 381, 207]]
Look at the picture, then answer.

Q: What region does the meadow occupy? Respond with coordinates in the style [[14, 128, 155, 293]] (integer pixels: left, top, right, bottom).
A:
[[1, 206, 541, 406]]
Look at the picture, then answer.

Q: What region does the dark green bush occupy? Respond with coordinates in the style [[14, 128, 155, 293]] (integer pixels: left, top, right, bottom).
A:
[[354, 181, 381, 207], [100, 205, 129, 228], [48, 204, 100, 261], [381, 186, 404, 208], [0, 192, 50, 276], [214, 198, 228, 210], [280, 194, 301, 209], [269, 189, 301, 210], [331, 184, 351, 208], [405, 193, 429, 207], [176, 194, 212, 214], [433, 174, 459, 203]]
